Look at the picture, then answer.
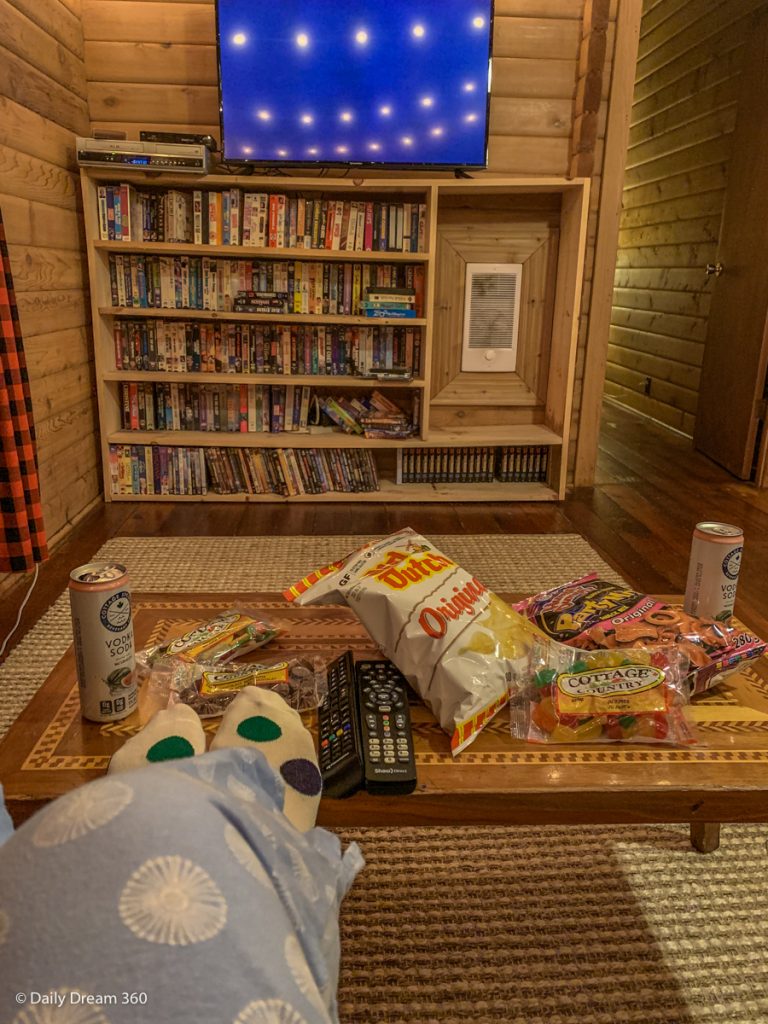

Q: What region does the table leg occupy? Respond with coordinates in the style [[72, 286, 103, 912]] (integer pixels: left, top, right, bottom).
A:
[[690, 822, 720, 853]]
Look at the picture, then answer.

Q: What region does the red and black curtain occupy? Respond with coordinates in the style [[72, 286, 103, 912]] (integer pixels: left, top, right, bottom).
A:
[[0, 205, 48, 572]]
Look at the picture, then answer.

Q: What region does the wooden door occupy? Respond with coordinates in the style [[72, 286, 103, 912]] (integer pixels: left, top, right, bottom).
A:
[[694, 8, 768, 481]]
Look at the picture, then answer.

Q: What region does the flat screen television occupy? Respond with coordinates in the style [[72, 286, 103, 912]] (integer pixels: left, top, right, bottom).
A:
[[215, 0, 494, 169]]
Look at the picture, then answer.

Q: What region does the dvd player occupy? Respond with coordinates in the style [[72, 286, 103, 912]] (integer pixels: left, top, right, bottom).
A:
[[76, 137, 211, 174]]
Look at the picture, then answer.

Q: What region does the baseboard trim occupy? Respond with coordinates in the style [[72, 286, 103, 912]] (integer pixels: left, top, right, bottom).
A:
[[603, 397, 693, 441]]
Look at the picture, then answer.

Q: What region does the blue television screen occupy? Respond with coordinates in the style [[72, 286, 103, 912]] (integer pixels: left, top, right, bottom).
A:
[[216, 0, 494, 168]]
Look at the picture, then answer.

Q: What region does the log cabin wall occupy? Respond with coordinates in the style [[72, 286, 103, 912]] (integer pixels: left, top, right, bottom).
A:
[[607, 0, 767, 436], [0, 0, 100, 591], [80, 0, 624, 485]]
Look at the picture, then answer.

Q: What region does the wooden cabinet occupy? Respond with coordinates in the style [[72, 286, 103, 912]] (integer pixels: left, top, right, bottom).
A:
[[81, 170, 588, 502]]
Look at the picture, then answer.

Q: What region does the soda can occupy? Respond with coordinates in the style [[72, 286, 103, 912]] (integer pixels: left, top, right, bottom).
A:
[[683, 522, 743, 621], [68, 562, 137, 722]]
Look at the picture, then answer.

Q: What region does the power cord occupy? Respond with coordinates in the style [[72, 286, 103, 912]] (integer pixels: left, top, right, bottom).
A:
[[0, 562, 40, 661]]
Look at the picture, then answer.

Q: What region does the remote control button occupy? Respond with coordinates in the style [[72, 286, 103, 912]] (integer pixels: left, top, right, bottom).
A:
[[384, 757, 395, 764], [379, 704, 392, 712], [395, 715, 406, 728]]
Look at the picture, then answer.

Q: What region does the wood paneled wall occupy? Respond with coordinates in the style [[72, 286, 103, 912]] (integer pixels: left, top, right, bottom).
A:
[[0, 0, 632, 584], [81, 0, 623, 483], [0, 0, 100, 587], [607, 0, 766, 435]]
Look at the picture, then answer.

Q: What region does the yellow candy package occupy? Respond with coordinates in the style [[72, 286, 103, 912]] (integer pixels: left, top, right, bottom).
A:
[[137, 609, 280, 669], [285, 528, 546, 754], [509, 639, 697, 745], [168, 657, 328, 718]]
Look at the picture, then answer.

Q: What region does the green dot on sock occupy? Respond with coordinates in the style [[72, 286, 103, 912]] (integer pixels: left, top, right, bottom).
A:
[[236, 715, 283, 743], [146, 735, 196, 763]]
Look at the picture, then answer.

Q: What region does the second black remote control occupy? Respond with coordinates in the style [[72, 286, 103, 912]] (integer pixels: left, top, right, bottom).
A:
[[356, 660, 417, 795], [317, 651, 363, 798]]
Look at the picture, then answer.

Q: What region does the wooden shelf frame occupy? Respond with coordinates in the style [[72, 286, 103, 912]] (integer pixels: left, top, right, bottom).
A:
[[81, 171, 588, 503]]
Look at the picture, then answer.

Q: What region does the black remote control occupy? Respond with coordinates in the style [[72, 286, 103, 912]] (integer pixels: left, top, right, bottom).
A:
[[356, 660, 417, 795], [317, 651, 364, 798]]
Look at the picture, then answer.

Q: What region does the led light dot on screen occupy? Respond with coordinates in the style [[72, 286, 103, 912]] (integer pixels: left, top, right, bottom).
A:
[[430, 126, 443, 137], [300, 114, 313, 125], [340, 111, 353, 122], [465, 113, 478, 123], [401, 136, 413, 146], [379, 105, 392, 116], [368, 142, 381, 151], [463, 82, 476, 93], [355, 29, 369, 44], [277, 149, 288, 157], [336, 145, 348, 154], [257, 110, 271, 121], [242, 146, 253, 155], [472, 16, 485, 28], [420, 96, 434, 108], [307, 147, 318, 155], [296, 32, 309, 48], [412, 24, 425, 38], [232, 32, 247, 46]]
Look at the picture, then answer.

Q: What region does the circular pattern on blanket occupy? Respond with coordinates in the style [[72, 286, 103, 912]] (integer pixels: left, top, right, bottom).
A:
[[285, 935, 331, 1020], [280, 759, 322, 798], [233, 1000, 307, 1024], [146, 735, 196, 763], [119, 855, 227, 946], [13, 990, 112, 1024], [32, 780, 133, 848], [236, 715, 283, 743], [224, 824, 271, 886]]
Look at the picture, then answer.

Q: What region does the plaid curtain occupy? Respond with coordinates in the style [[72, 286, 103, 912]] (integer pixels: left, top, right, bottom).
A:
[[0, 205, 48, 572]]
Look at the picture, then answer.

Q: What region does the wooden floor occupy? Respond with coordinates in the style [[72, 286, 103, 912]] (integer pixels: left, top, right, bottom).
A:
[[2, 401, 767, 657]]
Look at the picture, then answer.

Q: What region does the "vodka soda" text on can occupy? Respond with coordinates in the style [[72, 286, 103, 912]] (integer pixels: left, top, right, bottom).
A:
[[683, 522, 743, 622], [69, 562, 137, 722]]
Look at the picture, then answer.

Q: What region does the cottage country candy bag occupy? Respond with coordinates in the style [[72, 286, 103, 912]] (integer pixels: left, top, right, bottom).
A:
[[509, 640, 696, 745], [284, 529, 546, 754], [513, 574, 766, 695]]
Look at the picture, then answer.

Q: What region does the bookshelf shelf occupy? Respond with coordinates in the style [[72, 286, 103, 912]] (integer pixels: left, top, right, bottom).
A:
[[82, 170, 589, 503], [99, 307, 427, 328], [103, 370, 424, 389], [427, 425, 563, 447], [107, 480, 559, 504], [109, 429, 424, 450], [93, 241, 431, 264]]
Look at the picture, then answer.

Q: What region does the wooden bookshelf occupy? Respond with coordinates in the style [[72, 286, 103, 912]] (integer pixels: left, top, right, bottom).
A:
[[81, 170, 589, 502]]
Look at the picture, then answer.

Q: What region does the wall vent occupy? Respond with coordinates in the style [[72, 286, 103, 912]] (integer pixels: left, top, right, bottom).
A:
[[461, 262, 522, 372]]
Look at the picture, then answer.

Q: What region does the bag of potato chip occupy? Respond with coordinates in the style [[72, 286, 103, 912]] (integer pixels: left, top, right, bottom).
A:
[[284, 528, 545, 754]]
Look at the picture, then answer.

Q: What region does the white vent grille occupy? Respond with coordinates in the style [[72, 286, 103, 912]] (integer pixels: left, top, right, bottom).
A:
[[461, 262, 522, 372]]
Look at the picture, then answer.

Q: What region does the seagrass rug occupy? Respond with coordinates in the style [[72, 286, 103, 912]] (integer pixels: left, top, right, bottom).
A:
[[2, 535, 767, 1023]]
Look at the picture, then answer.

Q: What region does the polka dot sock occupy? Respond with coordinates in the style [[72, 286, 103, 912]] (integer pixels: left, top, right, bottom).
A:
[[210, 687, 321, 832], [108, 704, 206, 774]]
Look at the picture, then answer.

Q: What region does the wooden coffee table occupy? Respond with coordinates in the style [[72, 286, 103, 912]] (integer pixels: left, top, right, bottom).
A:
[[2, 591, 768, 853]]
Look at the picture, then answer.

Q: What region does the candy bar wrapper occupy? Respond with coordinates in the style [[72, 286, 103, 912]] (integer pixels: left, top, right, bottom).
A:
[[284, 528, 545, 754], [136, 609, 280, 671], [513, 574, 766, 696]]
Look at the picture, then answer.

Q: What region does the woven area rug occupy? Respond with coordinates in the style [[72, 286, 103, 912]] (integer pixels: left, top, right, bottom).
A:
[[2, 535, 767, 1023]]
